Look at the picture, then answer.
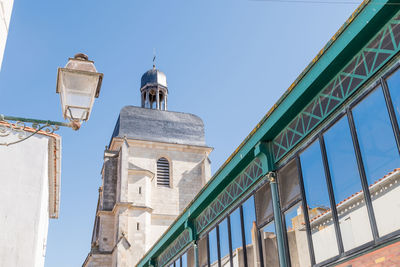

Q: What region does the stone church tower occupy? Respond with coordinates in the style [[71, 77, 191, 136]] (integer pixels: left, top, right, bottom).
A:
[[83, 66, 212, 267]]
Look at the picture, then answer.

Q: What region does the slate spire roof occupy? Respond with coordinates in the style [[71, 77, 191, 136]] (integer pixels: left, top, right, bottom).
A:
[[111, 106, 206, 147]]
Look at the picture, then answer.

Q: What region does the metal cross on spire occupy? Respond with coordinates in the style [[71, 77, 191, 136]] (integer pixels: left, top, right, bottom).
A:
[[153, 48, 156, 69]]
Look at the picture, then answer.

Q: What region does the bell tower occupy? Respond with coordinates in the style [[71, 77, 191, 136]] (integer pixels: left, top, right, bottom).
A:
[[140, 65, 168, 110], [83, 66, 213, 267]]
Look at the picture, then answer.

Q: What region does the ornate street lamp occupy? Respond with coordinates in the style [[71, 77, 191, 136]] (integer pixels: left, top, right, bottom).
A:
[[57, 53, 103, 125], [0, 53, 103, 146]]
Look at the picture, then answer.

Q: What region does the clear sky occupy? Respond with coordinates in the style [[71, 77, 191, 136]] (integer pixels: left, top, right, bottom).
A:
[[0, 0, 361, 266]]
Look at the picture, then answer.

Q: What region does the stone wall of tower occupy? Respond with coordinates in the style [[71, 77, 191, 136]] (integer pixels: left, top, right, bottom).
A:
[[84, 139, 212, 267], [126, 143, 210, 216], [120, 140, 212, 265], [102, 152, 119, 211]]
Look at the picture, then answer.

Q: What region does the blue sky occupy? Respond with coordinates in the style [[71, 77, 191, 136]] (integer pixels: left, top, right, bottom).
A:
[[0, 1, 361, 266]]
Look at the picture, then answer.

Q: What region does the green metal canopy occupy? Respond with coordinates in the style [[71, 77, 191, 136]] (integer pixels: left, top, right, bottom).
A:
[[137, 1, 400, 266]]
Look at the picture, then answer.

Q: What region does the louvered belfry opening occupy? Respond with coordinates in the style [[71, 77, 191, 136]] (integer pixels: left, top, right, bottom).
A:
[[157, 157, 170, 187]]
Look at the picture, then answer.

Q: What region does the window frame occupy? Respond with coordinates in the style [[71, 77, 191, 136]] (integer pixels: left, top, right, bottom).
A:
[[198, 193, 261, 267], [275, 59, 400, 267], [276, 158, 313, 266], [165, 246, 192, 267]]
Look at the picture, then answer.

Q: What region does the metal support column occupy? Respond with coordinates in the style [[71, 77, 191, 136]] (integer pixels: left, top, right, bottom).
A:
[[254, 141, 287, 267], [194, 241, 199, 267], [268, 172, 288, 267], [185, 219, 199, 267]]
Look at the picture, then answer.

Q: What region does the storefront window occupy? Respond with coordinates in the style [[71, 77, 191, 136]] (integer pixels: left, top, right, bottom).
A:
[[260, 221, 279, 267], [242, 196, 257, 266], [352, 87, 400, 185], [324, 116, 373, 250], [278, 159, 310, 266], [255, 183, 279, 267], [284, 203, 310, 267], [352, 87, 400, 237], [209, 228, 219, 267], [182, 252, 187, 267], [300, 140, 339, 263], [218, 218, 231, 267], [230, 208, 244, 267]]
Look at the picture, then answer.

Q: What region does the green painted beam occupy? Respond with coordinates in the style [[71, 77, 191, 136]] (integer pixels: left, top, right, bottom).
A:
[[1, 114, 72, 128], [137, 2, 400, 266]]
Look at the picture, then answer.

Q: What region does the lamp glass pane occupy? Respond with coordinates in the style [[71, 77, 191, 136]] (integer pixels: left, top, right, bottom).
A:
[[59, 70, 99, 121]]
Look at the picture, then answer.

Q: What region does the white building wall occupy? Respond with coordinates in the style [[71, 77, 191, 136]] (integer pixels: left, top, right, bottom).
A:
[[301, 172, 400, 265], [0, 134, 50, 267], [371, 182, 400, 236], [35, 154, 50, 267], [0, 0, 14, 70]]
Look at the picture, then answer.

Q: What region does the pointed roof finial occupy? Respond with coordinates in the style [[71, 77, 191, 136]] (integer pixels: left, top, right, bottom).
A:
[[153, 48, 156, 69]]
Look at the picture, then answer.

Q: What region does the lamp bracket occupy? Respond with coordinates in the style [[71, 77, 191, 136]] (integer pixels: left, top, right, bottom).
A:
[[0, 114, 79, 146]]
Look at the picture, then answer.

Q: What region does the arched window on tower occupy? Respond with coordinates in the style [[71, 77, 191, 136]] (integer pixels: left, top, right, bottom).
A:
[[157, 157, 170, 187]]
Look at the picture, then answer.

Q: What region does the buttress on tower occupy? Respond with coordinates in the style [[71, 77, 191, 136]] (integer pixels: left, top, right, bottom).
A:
[[83, 67, 213, 267]]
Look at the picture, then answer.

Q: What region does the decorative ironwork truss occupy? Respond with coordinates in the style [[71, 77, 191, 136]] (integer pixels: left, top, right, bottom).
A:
[[157, 229, 191, 267], [273, 12, 400, 162], [195, 158, 263, 234]]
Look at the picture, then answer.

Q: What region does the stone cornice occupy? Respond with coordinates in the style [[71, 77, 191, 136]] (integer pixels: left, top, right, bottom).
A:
[[97, 202, 153, 216], [110, 137, 213, 154], [128, 168, 154, 178]]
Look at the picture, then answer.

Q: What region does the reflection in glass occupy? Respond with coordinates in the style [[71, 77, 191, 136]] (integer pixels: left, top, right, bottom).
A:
[[352, 87, 400, 185], [300, 141, 339, 263], [209, 228, 219, 267], [284, 203, 311, 267], [278, 159, 301, 211], [182, 253, 187, 267], [352, 87, 400, 236], [198, 236, 208, 267], [242, 196, 257, 266], [324, 116, 373, 250], [219, 218, 231, 267], [230, 208, 244, 267], [260, 221, 279, 267]]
